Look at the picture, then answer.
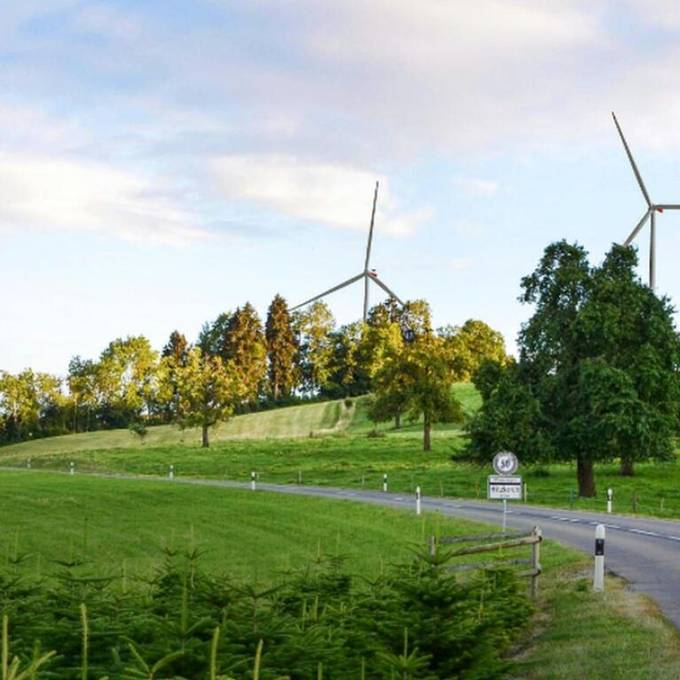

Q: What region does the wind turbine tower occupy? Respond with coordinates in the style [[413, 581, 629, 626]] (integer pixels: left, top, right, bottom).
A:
[[291, 181, 405, 321], [612, 112, 680, 289]]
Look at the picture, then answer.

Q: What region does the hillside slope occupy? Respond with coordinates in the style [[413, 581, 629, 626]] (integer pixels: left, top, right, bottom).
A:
[[1, 398, 355, 457], [0, 383, 479, 458]]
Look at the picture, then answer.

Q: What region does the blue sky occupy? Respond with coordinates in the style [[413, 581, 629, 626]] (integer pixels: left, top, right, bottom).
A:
[[4, 1, 680, 374]]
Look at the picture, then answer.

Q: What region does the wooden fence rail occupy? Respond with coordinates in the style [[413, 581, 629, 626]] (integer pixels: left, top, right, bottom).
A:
[[428, 526, 543, 598]]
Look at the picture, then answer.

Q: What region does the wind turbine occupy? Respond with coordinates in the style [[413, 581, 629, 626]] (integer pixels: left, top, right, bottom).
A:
[[291, 181, 405, 321], [612, 112, 680, 289]]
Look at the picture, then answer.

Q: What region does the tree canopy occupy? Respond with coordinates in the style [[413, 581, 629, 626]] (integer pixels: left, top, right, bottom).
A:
[[469, 242, 680, 496]]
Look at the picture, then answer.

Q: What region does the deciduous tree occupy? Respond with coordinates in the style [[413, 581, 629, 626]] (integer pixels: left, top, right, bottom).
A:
[[293, 301, 335, 395], [470, 241, 680, 497], [372, 333, 464, 450], [159, 347, 242, 447]]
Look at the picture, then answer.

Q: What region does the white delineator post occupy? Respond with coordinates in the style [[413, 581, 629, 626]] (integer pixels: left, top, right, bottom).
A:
[[607, 488, 613, 514], [594, 524, 606, 592], [169, 465, 174, 480], [251, 471, 256, 491], [383, 474, 388, 493], [69, 461, 75, 476], [26, 459, 31, 469], [416, 486, 421, 516]]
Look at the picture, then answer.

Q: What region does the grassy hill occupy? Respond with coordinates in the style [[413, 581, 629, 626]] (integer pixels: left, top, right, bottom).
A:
[[0, 383, 480, 458]]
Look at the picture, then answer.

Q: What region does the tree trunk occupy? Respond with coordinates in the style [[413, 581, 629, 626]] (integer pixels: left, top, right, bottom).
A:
[[577, 456, 596, 497], [202, 423, 210, 448], [394, 412, 401, 430], [423, 415, 432, 452], [620, 456, 635, 476]]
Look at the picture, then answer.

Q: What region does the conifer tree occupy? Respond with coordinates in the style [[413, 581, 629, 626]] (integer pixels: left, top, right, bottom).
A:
[[162, 330, 189, 364], [197, 313, 232, 358], [224, 303, 267, 406], [160, 331, 190, 421], [265, 295, 299, 401]]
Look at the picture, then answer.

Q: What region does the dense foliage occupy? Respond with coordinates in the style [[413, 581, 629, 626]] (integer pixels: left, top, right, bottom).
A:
[[0, 295, 507, 447], [0, 547, 531, 679], [469, 242, 680, 496]]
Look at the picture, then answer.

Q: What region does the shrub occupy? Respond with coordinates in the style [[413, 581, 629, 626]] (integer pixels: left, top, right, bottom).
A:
[[0, 546, 532, 678]]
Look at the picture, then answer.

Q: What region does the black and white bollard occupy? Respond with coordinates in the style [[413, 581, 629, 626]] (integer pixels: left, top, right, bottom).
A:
[[383, 474, 388, 493], [69, 461, 75, 476], [251, 471, 256, 491], [606, 488, 613, 514], [593, 524, 605, 592], [416, 486, 422, 516], [169, 465, 174, 480]]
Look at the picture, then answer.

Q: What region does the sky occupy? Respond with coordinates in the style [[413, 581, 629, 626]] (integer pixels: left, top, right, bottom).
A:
[[5, 1, 680, 375]]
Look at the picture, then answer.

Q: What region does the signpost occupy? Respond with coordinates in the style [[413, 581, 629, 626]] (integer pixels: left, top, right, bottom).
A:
[[489, 451, 521, 533]]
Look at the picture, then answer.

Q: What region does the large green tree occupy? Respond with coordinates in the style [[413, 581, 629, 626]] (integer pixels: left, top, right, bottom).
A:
[[265, 295, 299, 400], [0, 370, 64, 442], [470, 242, 680, 497], [96, 336, 158, 425], [67, 356, 100, 432], [371, 332, 464, 451], [293, 301, 335, 395], [159, 347, 242, 447], [439, 320, 508, 381]]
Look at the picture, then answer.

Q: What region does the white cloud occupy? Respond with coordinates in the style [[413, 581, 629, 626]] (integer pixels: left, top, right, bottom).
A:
[[212, 154, 430, 235], [453, 177, 499, 197], [0, 154, 208, 246]]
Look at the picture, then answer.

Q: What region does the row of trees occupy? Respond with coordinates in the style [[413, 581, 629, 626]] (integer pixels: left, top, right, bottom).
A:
[[469, 242, 680, 496], [0, 294, 508, 447]]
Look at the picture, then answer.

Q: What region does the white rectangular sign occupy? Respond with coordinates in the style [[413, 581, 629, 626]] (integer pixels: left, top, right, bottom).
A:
[[488, 475, 522, 500]]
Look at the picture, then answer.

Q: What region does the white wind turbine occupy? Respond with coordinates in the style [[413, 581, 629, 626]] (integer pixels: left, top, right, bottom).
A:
[[612, 112, 680, 289], [290, 181, 404, 321]]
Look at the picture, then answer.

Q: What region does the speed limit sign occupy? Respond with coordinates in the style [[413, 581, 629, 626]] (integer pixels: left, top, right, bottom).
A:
[[492, 451, 519, 475]]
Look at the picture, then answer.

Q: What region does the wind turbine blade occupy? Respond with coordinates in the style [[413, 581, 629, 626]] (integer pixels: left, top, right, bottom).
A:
[[290, 272, 366, 311], [655, 204, 680, 209], [623, 209, 651, 246], [364, 181, 379, 273], [612, 112, 652, 207], [368, 273, 404, 306]]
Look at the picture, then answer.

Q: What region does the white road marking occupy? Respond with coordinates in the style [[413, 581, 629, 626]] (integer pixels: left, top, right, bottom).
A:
[[629, 529, 660, 537]]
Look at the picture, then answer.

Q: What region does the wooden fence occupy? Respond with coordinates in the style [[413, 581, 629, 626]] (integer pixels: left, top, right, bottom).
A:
[[428, 526, 543, 598]]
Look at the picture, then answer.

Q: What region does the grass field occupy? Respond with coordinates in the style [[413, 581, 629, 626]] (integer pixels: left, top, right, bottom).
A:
[[2, 469, 680, 678], [5, 433, 680, 520], [0, 470, 474, 579]]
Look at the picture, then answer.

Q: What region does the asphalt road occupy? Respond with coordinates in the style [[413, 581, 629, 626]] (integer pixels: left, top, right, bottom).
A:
[[7, 468, 680, 629], [195, 477, 680, 630]]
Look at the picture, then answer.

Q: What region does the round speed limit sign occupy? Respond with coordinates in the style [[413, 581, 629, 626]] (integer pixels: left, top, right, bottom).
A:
[[492, 451, 519, 475]]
